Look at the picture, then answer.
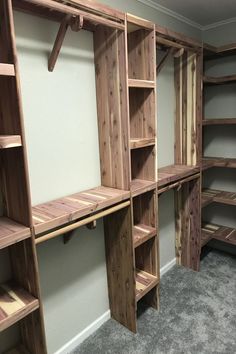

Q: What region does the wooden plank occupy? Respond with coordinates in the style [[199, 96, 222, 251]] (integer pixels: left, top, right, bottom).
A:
[[0, 135, 22, 149], [158, 173, 200, 195], [158, 164, 200, 188], [130, 138, 155, 150], [127, 13, 153, 30], [203, 118, 236, 125], [135, 269, 158, 302], [5, 344, 30, 354], [0, 217, 30, 249], [202, 188, 236, 207], [0, 63, 15, 76], [204, 75, 236, 85], [0, 282, 39, 331], [128, 79, 155, 88], [202, 222, 236, 246], [133, 224, 156, 248], [202, 157, 236, 169], [130, 179, 156, 197]]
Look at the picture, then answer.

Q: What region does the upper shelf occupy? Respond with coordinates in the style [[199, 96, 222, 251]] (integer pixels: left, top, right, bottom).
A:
[[128, 79, 155, 89], [32, 186, 130, 235], [0, 63, 15, 76], [0, 135, 22, 149], [202, 157, 236, 170], [0, 217, 31, 250], [203, 75, 236, 86], [203, 118, 236, 126], [202, 222, 236, 247], [158, 164, 200, 190]]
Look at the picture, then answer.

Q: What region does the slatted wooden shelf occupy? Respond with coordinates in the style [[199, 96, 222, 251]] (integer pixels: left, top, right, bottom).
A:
[[133, 224, 156, 248], [0, 282, 39, 332], [158, 164, 199, 188], [32, 186, 130, 235], [203, 118, 236, 125], [202, 157, 236, 170], [202, 222, 236, 247], [0, 63, 15, 76], [0, 135, 22, 149], [202, 188, 236, 208], [5, 344, 30, 354], [128, 79, 155, 88], [130, 179, 156, 197], [130, 138, 155, 150], [0, 217, 31, 250], [203, 75, 236, 85], [136, 269, 158, 302]]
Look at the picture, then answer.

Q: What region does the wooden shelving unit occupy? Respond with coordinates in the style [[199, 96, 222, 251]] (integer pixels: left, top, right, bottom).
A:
[[158, 165, 199, 190]]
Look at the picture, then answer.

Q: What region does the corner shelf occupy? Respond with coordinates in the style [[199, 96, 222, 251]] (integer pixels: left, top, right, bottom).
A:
[[0, 217, 31, 250], [128, 79, 155, 88], [0, 63, 15, 76], [135, 269, 158, 302], [130, 179, 156, 197], [0, 282, 39, 332], [203, 118, 236, 125], [204, 42, 236, 59], [202, 222, 236, 247], [0, 135, 22, 149], [202, 188, 236, 208], [158, 164, 199, 189], [130, 138, 155, 150], [202, 157, 236, 170], [133, 224, 156, 248], [203, 75, 236, 85]]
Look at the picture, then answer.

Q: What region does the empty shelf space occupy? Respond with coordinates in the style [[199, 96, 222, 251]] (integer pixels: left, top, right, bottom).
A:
[[136, 269, 158, 302], [0, 63, 15, 76], [0, 217, 31, 249], [32, 186, 130, 234], [202, 222, 236, 247], [130, 179, 156, 197], [130, 138, 155, 149], [128, 79, 155, 88], [202, 157, 236, 170], [0, 135, 22, 149], [5, 345, 30, 354], [133, 224, 156, 248], [203, 75, 236, 85], [203, 118, 236, 126], [0, 282, 39, 331], [158, 164, 199, 189], [202, 188, 236, 208]]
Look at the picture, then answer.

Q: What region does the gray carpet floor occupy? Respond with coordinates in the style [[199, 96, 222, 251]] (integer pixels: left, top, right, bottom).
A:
[[72, 249, 236, 354]]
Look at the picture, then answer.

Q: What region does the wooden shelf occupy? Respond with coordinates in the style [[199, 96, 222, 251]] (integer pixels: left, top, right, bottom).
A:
[[5, 345, 30, 354], [0, 63, 15, 76], [0, 135, 22, 149], [32, 186, 130, 235], [133, 224, 156, 248], [202, 222, 236, 247], [203, 75, 236, 85], [204, 42, 236, 59], [203, 118, 236, 126], [130, 138, 155, 150], [202, 157, 236, 170], [0, 282, 39, 331], [128, 79, 155, 89], [130, 179, 156, 197], [202, 188, 236, 208], [158, 164, 199, 189], [136, 269, 158, 302], [0, 217, 31, 250]]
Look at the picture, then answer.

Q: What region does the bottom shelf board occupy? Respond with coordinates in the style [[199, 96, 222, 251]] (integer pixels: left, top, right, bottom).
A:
[[202, 222, 236, 247], [133, 224, 156, 248], [136, 269, 158, 302], [5, 345, 29, 354], [0, 217, 31, 249], [0, 282, 39, 331], [131, 179, 156, 197]]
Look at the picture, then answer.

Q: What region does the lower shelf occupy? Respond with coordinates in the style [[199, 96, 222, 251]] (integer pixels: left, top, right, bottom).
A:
[[0, 217, 31, 250], [202, 157, 236, 170], [136, 269, 158, 302], [5, 345, 29, 354], [202, 222, 236, 247], [202, 188, 236, 208], [133, 224, 156, 248], [0, 282, 39, 332]]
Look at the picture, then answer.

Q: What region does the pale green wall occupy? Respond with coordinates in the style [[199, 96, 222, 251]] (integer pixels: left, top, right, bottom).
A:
[[0, 1, 203, 353]]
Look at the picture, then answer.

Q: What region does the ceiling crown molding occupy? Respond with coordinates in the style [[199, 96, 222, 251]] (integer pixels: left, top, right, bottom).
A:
[[136, 0, 204, 30], [202, 16, 236, 31]]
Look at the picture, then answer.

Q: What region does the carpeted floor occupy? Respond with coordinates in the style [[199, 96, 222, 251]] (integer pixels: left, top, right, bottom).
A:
[[71, 249, 236, 354]]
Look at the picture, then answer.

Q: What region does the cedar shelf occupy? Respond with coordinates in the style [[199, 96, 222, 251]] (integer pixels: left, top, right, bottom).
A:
[[128, 79, 155, 88], [201, 222, 236, 247], [130, 138, 155, 150], [202, 188, 236, 208], [202, 157, 236, 170], [203, 75, 236, 85], [0, 217, 31, 250], [133, 224, 156, 248], [130, 179, 156, 197], [136, 269, 158, 302], [0, 63, 15, 76], [0, 282, 39, 332], [158, 164, 199, 189], [203, 118, 236, 125], [0, 135, 22, 149]]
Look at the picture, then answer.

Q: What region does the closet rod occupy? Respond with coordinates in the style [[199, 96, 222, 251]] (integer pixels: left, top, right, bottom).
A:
[[35, 200, 131, 245]]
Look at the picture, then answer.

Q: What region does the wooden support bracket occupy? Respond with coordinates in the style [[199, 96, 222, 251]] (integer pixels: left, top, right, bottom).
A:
[[63, 231, 73, 244], [86, 220, 97, 230], [174, 48, 185, 58], [156, 48, 174, 75], [48, 14, 84, 72]]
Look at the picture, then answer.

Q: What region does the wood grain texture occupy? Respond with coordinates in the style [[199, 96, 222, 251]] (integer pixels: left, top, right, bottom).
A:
[[133, 224, 156, 248], [0, 217, 30, 249], [0, 135, 22, 149], [128, 79, 155, 88], [158, 164, 199, 188], [130, 179, 156, 197], [202, 157, 236, 169], [130, 137, 155, 150], [135, 269, 158, 302], [0, 63, 15, 76], [202, 188, 236, 208], [202, 222, 236, 246]]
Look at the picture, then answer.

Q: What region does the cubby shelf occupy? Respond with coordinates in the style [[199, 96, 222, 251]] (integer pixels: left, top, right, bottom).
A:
[[136, 269, 158, 302], [130, 179, 156, 197], [202, 188, 236, 208], [203, 75, 236, 85], [128, 79, 155, 88], [202, 157, 236, 170], [130, 138, 155, 150], [203, 118, 236, 125], [201, 222, 236, 247], [5, 345, 30, 354], [32, 186, 130, 235], [0, 135, 22, 149], [0, 63, 15, 76], [158, 164, 199, 188], [0, 217, 31, 250], [0, 282, 39, 332], [133, 224, 156, 248]]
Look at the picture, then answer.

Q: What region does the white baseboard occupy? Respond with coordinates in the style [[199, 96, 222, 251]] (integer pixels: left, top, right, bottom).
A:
[[160, 258, 176, 277], [55, 310, 111, 354]]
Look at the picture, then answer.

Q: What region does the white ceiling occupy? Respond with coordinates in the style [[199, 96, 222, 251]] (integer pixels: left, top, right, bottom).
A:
[[150, 0, 236, 27]]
